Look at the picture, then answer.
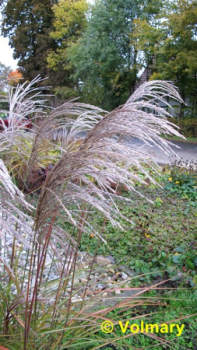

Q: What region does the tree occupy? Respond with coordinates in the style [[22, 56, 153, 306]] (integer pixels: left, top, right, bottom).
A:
[[0, 62, 11, 91], [0, 0, 5, 8], [68, 0, 141, 110], [134, 0, 197, 117], [1, 0, 58, 86], [0, 62, 11, 112], [67, 0, 163, 110], [132, 18, 164, 69], [7, 70, 23, 86], [47, 0, 88, 100]]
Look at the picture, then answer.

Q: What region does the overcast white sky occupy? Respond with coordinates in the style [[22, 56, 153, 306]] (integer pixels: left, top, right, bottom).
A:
[[0, 36, 18, 69], [0, 0, 95, 70], [0, 12, 19, 69]]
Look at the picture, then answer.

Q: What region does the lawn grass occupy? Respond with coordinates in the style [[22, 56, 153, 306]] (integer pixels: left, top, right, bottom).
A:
[[162, 135, 197, 143]]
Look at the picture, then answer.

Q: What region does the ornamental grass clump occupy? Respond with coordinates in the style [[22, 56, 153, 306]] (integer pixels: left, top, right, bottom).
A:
[[0, 77, 189, 349]]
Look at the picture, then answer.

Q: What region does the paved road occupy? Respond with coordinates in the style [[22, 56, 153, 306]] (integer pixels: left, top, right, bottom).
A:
[[56, 129, 197, 167], [132, 139, 197, 166]]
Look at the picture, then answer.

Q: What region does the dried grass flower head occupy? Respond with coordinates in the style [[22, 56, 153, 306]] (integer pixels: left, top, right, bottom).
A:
[[0, 78, 187, 350], [35, 80, 184, 241]]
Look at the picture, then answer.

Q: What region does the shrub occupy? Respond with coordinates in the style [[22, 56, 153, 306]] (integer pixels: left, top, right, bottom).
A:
[[0, 78, 191, 349], [170, 118, 197, 138]]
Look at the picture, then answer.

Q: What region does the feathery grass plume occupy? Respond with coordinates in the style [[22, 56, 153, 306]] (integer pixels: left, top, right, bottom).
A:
[[7, 76, 49, 125], [35, 80, 184, 241], [25, 101, 104, 191], [125, 80, 186, 149], [0, 158, 34, 245], [1, 78, 105, 190], [0, 76, 52, 189], [0, 76, 50, 161], [0, 79, 189, 350], [0, 158, 33, 210], [0, 76, 49, 168], [0, 76, 49, 132], [0, 158, 34, 325], [32, 82, 185, 345]]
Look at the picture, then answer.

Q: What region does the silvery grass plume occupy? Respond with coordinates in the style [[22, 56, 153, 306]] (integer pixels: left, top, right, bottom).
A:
[[35, 80, 184, 243], [31, 80, 185, 350], [0, 79, 185, 349], [0, 158, 33, 218], [1, 76, 105, 189], [0, 76, 50, 162], [26, 100, 104, 187], [0, 158, 34, 274], [0, 76, 49, 129], [0, 79, 185, 252], [0, 77, 53, 191]]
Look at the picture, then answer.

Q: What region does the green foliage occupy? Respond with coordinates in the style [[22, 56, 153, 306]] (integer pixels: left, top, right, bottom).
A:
[[164, 167, 197, 200], [133, 18, 164, 67], [0, 78, 196, 349], [134, 0, 197, 117], [47, 0, 88, 99], [170, 247, 197, 280], [79, 168, 197, 283], [0, 62, 11, 92], [68, 0, 142, 109], [67, 289, 197, 349], [171, 118, 197, 138], [1, 0, 57, 86]]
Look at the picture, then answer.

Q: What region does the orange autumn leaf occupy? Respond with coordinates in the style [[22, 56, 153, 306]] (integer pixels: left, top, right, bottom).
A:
[[8, 70, 23, 86]]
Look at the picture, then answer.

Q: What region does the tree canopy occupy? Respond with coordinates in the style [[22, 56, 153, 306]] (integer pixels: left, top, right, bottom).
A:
[[1, 0, 57, 86], [0, 62, 11, 91], [47, 0, 88, 100], [7, 70, 23, 86], [67, 0, 141, 109], [66, 0, 163, 109], [134, 0, 197, 116], [1, 0, 197, 114]]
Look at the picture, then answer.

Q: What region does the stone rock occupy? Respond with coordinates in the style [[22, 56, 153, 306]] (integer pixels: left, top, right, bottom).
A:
[[80, 278, 88, 283], [106, 255, 116, 264], [115, 290, 121, 295], [94, 255, 113, 266], [73, 278, 80, 285], [121, 272, 128, 280], [96, 273, 107, 281], [77, 263, 85, 269], [118, 265, 135, 277]]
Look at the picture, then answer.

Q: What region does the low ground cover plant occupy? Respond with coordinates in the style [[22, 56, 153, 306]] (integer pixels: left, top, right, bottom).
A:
[[164, 163, 197, 201], [90, 288, 197, 350], [0, 77, 196, 349], [169, 117, 197, 139], [79, 169, 197, 284]]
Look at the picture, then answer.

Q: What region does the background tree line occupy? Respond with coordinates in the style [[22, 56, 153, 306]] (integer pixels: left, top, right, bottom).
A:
[[1, 0, 197, 118]]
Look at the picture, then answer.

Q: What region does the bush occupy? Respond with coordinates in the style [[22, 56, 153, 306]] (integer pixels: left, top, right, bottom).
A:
[[170, 118, 197, 138], [1, 78, 194, 349]]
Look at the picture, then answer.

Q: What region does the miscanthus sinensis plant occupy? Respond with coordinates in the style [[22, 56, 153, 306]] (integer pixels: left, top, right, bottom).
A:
[[0, 77, 185, 350]]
